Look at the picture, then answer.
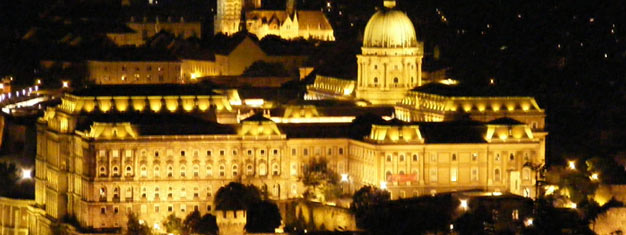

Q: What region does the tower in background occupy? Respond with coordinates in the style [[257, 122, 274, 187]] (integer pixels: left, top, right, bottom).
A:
[[215, 0, 243, 35]]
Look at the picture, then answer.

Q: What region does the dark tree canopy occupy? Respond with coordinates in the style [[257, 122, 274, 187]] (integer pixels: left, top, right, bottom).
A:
[[214, 182, 262, 210], [300, 158, 342, 201], [245, 200, 282, 233], [351, 186, 390, 212], [126, 212, 152, 235], [195, 214, 219, 235], [163, 213, 185, 235]]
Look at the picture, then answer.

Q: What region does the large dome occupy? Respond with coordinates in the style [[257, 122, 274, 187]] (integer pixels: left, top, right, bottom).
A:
[[363, 4, 417, 48]]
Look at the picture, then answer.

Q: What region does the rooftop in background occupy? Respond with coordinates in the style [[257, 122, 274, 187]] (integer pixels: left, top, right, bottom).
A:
[[69, 84, 219, 97], [86, 47, 179, 61], [411, 82, 530, 97]]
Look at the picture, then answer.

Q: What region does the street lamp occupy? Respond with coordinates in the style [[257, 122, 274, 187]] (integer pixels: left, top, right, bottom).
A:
[[62, 81, 69, 88], [459, 199, 468, 210], [21, 168, 32, 180], [524, 217, 534, 227], [340, 173, 349, 182], [380, 181, 387, 190], [567, 160, 576, 170], [590, 173, 599, 181]]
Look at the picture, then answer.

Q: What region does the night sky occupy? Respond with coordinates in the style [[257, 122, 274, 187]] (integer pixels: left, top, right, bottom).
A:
[[0, 0, 624, 165]]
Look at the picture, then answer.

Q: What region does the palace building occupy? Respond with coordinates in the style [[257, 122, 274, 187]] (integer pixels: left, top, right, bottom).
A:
[[26, 0, 546, 233]]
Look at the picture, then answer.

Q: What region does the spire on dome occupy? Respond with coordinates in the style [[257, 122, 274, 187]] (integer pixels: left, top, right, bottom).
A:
[[383, 0, 396, 9]]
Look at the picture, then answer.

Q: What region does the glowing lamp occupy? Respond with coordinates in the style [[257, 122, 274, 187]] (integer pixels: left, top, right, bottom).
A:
[[459, 199, 468, 210], [62, 81, 69, 88], [567, 160, 576, 170], [340, 173, 349, 182], [524, 217, 534, 227], [380, 181, 387, 190], [21, 168, 32, 180], [590, 173, 599, 181]]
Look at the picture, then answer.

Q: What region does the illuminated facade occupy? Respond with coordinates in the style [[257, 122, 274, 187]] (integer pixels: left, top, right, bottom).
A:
[[33, 83, 545, 231], [214, 0, 335, 41], [87, 60, 183, 85], [355, 0, 423, 105]]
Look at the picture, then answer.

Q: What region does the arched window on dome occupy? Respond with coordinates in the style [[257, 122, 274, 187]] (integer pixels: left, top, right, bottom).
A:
[[393, 77, 399, 84]]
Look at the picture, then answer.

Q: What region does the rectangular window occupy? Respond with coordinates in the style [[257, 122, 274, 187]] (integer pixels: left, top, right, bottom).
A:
[[450, 168, 458, 182], [339, 148, 344, 155], [471, 167, 479, 182], [431, 154, 437, 162], [429, 168, 438, 182], [291, 148, 296, 156]]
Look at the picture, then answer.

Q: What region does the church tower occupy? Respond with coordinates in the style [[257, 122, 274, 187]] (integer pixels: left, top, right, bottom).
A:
[[215, 0, 243, 35], [355, 0, 423, 105]]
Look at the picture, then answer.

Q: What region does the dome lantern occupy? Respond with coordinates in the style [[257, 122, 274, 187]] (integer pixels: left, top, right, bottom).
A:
[[383, 0, 396, 9]]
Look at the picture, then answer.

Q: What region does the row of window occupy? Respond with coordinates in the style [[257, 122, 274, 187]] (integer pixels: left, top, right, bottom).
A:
[[385, 167, 532, 183], [98, 162, 297, 178], [384, 152, 533, 163], [98, 146, 345, 159]]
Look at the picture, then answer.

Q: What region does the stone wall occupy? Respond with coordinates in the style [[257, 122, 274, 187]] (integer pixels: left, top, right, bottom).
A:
[[280, 200, 356, 232]]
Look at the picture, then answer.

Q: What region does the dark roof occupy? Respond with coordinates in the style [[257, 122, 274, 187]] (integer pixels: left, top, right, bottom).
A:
[[70, 84, 219, 96], [242, 112, 273, 122], [87, 47, 180, 61], [75, 113, 235, 135], [411, 83, 529, 97], [487, 117, 524, 125], [279, 123, 352, 138], [417, 120, 487, 144]]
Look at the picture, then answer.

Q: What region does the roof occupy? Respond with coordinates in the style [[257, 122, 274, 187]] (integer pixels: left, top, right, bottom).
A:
[[87, 47, 180, 61], [487, 117, 524, 125], [363, 8, 417, 48], [75, 113, 235, 136], [417, 120, 487, 144], [411, 83, 529, 97], [296, 11, 334, 31], [242, 112, 273, 122], [70, 84, 219, 97], [279, 123, 352, 138]]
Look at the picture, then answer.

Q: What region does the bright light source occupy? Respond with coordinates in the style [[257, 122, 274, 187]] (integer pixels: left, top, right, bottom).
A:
[[459, 199, 468, 210], [138, 220, 144, 225], [567, 202, 577, 209], [21, 168, 32, 180], [524, 217, 534, 227], [36, 79, 42, 85], [153, 223, 160, 230], [492, 191, 503, 196], [449, 224, 454, 230], [62, 81, 69, 88], [340, 173, 349, 182], [244, 99, 264, 107], [568, 160, 576, 170], [190, 73, 199, 80], [590, 173, 599, 181], [380, 181, 387, 190]]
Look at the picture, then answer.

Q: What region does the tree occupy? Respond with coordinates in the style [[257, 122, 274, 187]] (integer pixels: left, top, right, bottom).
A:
[[0, 162, 19, 197], [214, 182, 262, 210], [183, 210, 202, 234], [126, 212, 151, 235], [162, 213, 184, 235], [300, 158, 341, 201], [351, 186, 390, 213], [195, 214, 219, 235], [245, 200, 282, 233]]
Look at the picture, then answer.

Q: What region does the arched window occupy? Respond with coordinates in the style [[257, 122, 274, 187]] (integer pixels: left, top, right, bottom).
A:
[[113, 187, 120, 200], [193, 165, 199, 177], [206, 165, 213, 177], [99, 187, 107, 201], [247, 164, 254, 176], [386, 155, 392, 162], [112, 166, 119, 177], [393, 77, 399, 84], [219, 164, 225, 177], [524, 153, 530, 162], [522, 167, 531, 181], [399, 155, 405, 162], [154, 165, 160, 177], [99, 166, 107, 177], [452, 154, 457, 161], [509, 153, 515, 161], [232, 164, 238, 177], [272, 163, 280, 176], [167, 165, 173, 177], [180, 165, 186, 177], [399, 170, 405, 175], [291, 163, 297, 176], [412, 154, 418, 162], [373, 77, 378, 83], [386, 171, 392, 181], [125, 166, 133, 177], [140, 165, 147, 177]]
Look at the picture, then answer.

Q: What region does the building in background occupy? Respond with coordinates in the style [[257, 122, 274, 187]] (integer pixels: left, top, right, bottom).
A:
[[215, 0, 335, 41], [107, 16, 202, 46]]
